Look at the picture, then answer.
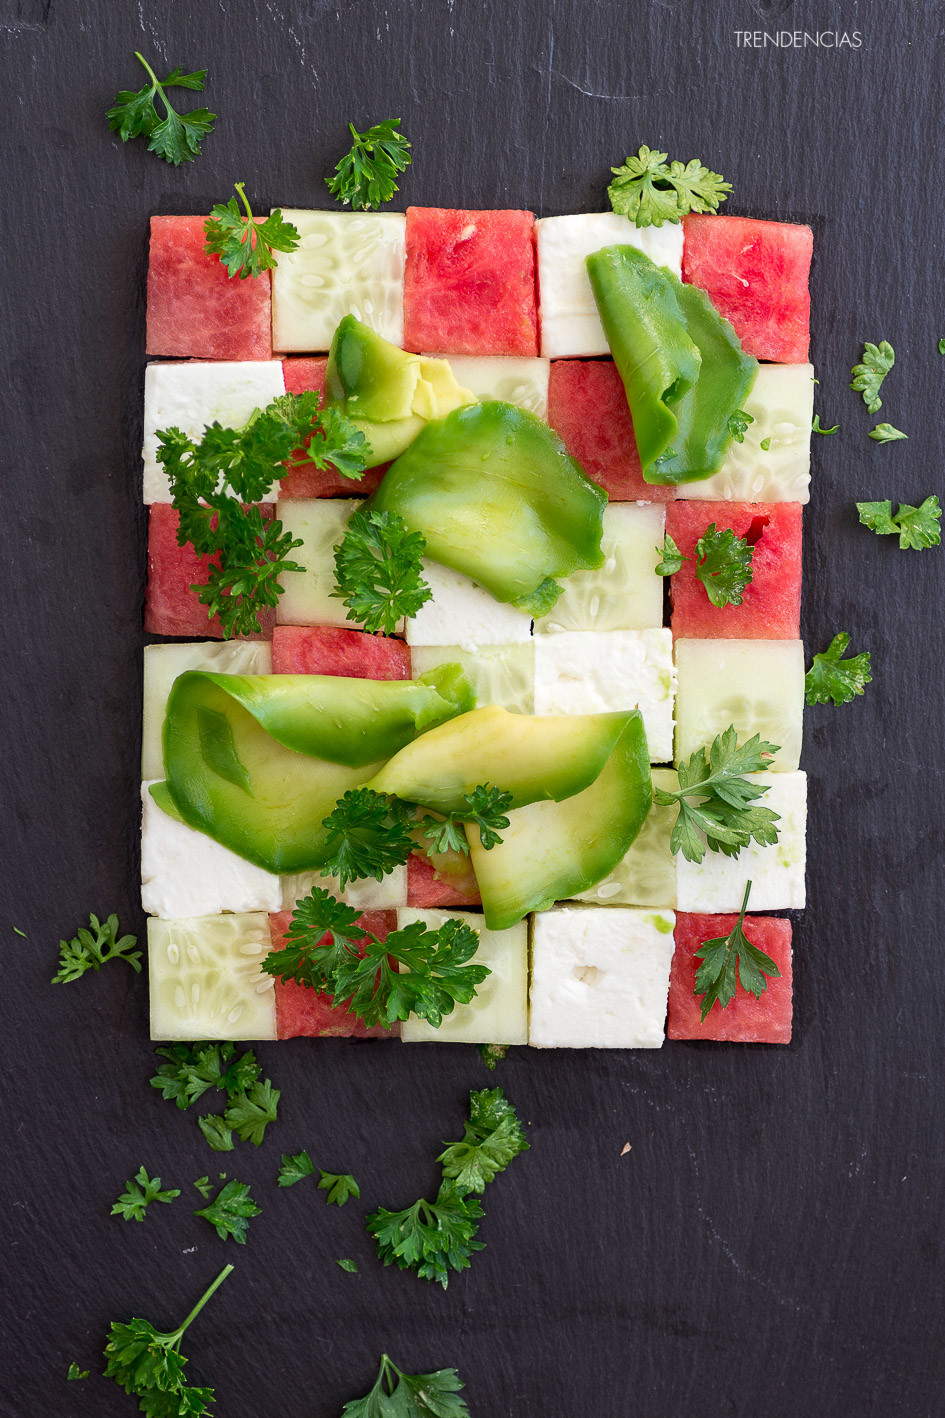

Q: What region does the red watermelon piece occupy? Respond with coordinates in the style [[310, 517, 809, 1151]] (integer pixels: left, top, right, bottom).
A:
[[665, 501, 802, 639], [407, 850, 481, 909], [144, 503, 275, 640], [279, 356, 386, 498], [404, 208, 539, 357], [271, 625, 410, 678], [682, 214, 812, 364], [547, 359, 674, 502], [668, 912, 793, 1043], [268, 910, 395, 1039], [147, 216, 273, 361]]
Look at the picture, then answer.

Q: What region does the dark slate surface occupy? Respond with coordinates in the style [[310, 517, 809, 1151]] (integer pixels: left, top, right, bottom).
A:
[[1, 1, 943, 1414]]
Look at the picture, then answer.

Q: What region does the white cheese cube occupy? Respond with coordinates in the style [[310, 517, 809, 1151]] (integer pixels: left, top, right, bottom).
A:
[[533, 629, 675, 763], [271, 210, 406, 352], [404, 561, 534, 646], [674, 639, 804, 772], [573, 768, 678, 907], [528, 905, 675, 1047], [275, 499, 361, 628], [148, 911, 276, 1041], [280, 865, 408, 912], [535, 503, 665, 633], [142, 361, 286, 503], [408, 643, 534, 713], [676, 364, 814, 504], [142, 641, 272, 781], [675, 771, 807, 911], [536, 213, 684, 358], [443, 356, 550, 419], [141, 784, 282, 919], [397, 908, 528, 1045]]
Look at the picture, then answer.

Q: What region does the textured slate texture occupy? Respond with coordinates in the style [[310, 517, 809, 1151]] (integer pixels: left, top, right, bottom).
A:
[[1, 2, 944, 1415]]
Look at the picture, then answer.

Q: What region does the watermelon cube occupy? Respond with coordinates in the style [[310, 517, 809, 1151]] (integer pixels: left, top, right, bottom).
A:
[[270, 210, 406, 352], [147, 216, 273, 361], [398, 908, 527, 1045], [546, 359, 674, 502], [268, 909, 396, 1038], [271, 625, 410, 679], [682, 215, 813, 364], [144, 503, 275, 640], [404, 208, 539, 357], [668, 911, 793, 1043], [279, 357, 386, 498], [665, 502, 802, 639], [407, 850, 481, 909], [674, 638, 804, 771]]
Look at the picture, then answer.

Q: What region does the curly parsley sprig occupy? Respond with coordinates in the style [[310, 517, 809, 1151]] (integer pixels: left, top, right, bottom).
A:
[[326, 119, 412, 210], [106, 52, 215, 165], [654, 728, 781, 863], [203, 183, 300, 279], [608, 144, 731, 227], [51, 913, 140, 984], [332, 510, 432, 635]]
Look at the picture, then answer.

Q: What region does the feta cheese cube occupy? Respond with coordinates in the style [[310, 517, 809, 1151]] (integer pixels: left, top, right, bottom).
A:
[[408, 642, 535, 713], [276, 499, 362, 628], [535, 503, 665, 633], [533, 629, 675, 763], [280, 865, 408, 912], [443, 356, 550, 419], [676, 364, 814, 503], [141, 784, 282, 919], [148, 911, 276, 1041], [536, 213, 684, 358], [528, 905, 676, 1047], [142, 641, 272, 781], [573, 768, 678, 907], [142, 360, 286, 503], [404, 560, 533, 646], [674, 638, 804, 771], [397, 908, 528, 1044], [675, 771, 807, 911], [271, 210, 406, 352]]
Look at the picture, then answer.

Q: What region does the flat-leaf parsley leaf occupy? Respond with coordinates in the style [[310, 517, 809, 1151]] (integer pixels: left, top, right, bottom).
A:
[[111, 1166, 181, 1223], [850, 340, 895, 413], [51, 913, 140, 984], [367, 1180, 484, 1290], [438, 1088, 529, 1195], [608, 145, 731, 227], [804, 632, 871, 706], [869, 423, 907, 443], [812, 414, 840, 434], [194, 1180, 261, 1244], [654, 728, 781, 863], [655, 525, 756, 608], [319, 1171, 360, 1206], [106, 52, 215, 166], [694, 881, 780, 1020], [203, 183, 300, 279], [857, 496, 940, 549], [342, 1353, 470, 1417], [278, 1150, 316, 1187], [326, 119, 412, 210]]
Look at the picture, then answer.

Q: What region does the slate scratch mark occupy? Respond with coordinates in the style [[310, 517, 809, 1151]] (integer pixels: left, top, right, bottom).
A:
[[536, 0, 556, 211], [549, 68, 642, 103]]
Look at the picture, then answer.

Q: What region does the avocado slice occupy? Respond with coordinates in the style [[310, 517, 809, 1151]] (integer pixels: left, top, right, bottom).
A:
[[468, 710, 653, 930]]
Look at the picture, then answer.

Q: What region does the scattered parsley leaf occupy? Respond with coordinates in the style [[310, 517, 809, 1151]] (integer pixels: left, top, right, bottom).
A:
[[939, 338, 945, 355], [223, 1078, 280, 1147], [320, 789, 416, 890], [438, 1088, 529, 1195], [194, 1180, 261, 1244], [111, 1166, 181, 1223], [326, 119, 412, 210], [804, 632, 872, 706], [51, 913, 140, 984], [477, 1043, 509, 1071], [694, 881, 780, 1020], [857, 495, 940, 549], [106, 52, 215, 166], [103, 1264, 231, 1414], [150, 1042, 260, 1110], [727, 409, 754, 443], [332, 509, 432, 635], [850, 340, 894, 413], [812, 414, 839, 434], [337, 1259, 359, 1274], [367, 1180, 484, 1289], [67, 1363, 89, 1381], [12, 926, 27, 938], [760, 436, 772, 451], [203, 183, 300, 279], [278, 1150, 316, 1187], [692, 523, 754, 608], [655, 533, 685, 576], [197, 1115, 235, 1153], [319, 1171, 360, 1206], [653, 727, 781, 863], [608, 145, 731, 227], [193, 1176, 215, 1200], [342, 1353, 470, 1418], [869, 422, 908, 443]]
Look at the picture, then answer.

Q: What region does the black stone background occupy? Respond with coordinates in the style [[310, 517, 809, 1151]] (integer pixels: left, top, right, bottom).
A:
[[1, 1, 943, 1414]]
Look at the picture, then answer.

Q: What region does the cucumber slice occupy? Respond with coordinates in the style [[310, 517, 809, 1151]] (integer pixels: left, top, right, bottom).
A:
[[148, 913, 276, 1041], [468, 712, 652, 930], [271, 211, 406, 353], [409, 643, 535, 713], [444, 356, 550, 419], [143, 642, 272, 780], [675, 364, 814, 503], [276, 499, 363, 629], [397, 908, 528, 1045], [572, 768, 678, 907], [674, 639, 804, 771], [535, 503, 665, 633]]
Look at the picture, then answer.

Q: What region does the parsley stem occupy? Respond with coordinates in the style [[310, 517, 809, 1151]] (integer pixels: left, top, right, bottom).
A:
[[171, 1263, 234, 1345], [736, 879, 752, 923], [133, 51, 171, 118], [233, 180, 253, 222]]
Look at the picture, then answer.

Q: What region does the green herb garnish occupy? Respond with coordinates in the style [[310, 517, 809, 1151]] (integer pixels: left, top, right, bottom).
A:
[[608, 145, 731, 227], [694, 881, 781, 1020], [326, 119, 412, 210], [850, 340, 895, 413], [654, 728, 781, 863], [51, 913, 140, 984], [342, 1353, 470, 1417], [332, 509, 432, 635], [106, 52, 215, 165], [868, 422, 908, 443], [204, 182, 300, 279], [437, 1088, 529, 1194], [194, 1180, 261, 1244], [111, 1166, 180, 1223], [812, 414, 840, 434], [857, 495, 940, 549], [804, 632, 872, 706], [319, 1171, 361, 1207]]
